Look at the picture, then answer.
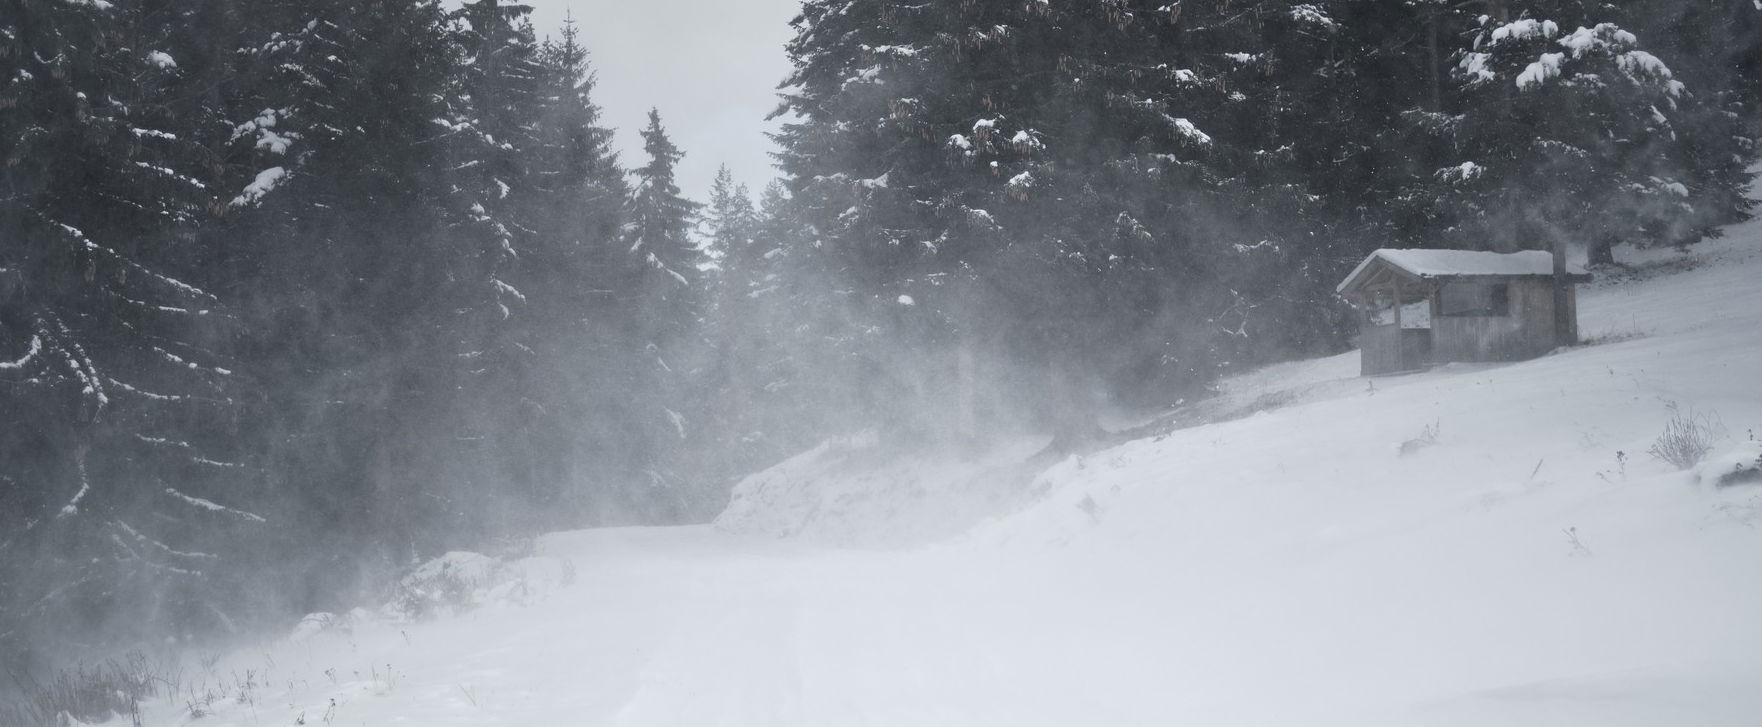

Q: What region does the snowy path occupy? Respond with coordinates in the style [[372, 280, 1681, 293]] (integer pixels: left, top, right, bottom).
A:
[[136, 232, 1762, 726], [160, 503, 1762, 727]]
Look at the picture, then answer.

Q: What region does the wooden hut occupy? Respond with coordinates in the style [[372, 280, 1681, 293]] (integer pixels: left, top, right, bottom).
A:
[[1336, 249, 1592, 376]]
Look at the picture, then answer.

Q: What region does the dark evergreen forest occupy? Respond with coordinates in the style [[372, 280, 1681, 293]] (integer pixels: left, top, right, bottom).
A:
[[2, 0, 1757, 677]]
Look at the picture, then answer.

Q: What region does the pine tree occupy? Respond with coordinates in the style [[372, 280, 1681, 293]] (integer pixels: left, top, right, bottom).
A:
[[703, 166, 759, 274], [483, 14, 633, 529], [738, 180, 871, 459], [771, 0, 1333, 443], [615, 108, 706, 517], [697, 167, 775, 478], [1613, 0, 1761, 242], [1426, 13, 1704, 263], [209, 0, 528, 564], [627, 110, 703, 295], [442, 0, 581, 537], [1, 0, 258, 667]]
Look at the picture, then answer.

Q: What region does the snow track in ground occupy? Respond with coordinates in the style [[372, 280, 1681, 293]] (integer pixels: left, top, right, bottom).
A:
[[131, 231, 1762, 726]]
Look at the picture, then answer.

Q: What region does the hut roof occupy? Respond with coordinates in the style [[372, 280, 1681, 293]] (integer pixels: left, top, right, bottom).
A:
[[1337, 249, 1590, 296]]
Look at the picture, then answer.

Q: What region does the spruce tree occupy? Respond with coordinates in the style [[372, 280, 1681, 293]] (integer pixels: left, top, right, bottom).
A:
[[771, 0, 1326, 442], [1, 0, 257, 668], [1427, 13, 1703, 262], [489, 14, 633, 528], [627, 109, 703, 296], [699, 167, 772, 478], [618, 109, 707, 517]]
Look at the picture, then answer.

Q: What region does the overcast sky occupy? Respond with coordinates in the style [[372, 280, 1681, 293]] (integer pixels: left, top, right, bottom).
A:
[[520, 0, 801, 202]]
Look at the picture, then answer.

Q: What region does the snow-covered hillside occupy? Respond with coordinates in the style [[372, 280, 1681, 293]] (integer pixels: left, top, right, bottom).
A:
[[714, 432, 1056, 548], [117, 229, 1762, 727]]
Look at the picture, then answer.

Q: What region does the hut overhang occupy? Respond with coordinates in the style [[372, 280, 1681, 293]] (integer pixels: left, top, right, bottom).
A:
[[1336, 249, 1590, 300]]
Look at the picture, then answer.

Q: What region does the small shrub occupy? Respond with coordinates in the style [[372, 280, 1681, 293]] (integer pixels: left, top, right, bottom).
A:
[[386, 552, 506, 620], [1647, 404, 1722, 470], [1562, 526, 1593, 558], [558, 558, 577, 589], [388, 566, 473, 620], [1398, 421, 1440, 457]]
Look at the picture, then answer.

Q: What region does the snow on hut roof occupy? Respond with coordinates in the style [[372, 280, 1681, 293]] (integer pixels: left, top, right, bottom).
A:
[[1337, 249, 1588, 294]]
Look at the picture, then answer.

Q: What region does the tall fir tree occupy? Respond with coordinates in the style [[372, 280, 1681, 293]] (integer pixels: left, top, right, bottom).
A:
[[771, 0, 1354, 443], [618, 109, 707, 517], [1, 0, 259, 669], [1422, 13, 1703, 262], [490, 14, 635, 528], [698, 167, 772, 479]]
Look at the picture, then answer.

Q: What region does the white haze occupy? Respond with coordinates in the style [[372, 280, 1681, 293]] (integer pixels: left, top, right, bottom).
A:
[[116, 227, 1762, 727]]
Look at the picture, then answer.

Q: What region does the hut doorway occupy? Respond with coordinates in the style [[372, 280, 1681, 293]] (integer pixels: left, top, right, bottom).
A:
[[1361, 282, 1434, 375]]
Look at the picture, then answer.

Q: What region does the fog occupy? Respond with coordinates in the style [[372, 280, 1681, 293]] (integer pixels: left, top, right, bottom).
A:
[[2, 1, 1759, 725]]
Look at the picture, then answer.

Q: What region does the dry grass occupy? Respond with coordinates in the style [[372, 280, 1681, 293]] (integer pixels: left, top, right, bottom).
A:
[[2, 652, 169, 727], [1398, 421, 1441, 457], [1648, 404, 1723, 470]]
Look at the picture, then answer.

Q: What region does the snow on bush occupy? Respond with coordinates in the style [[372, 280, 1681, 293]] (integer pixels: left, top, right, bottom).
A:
[[287, 611, 359, 642], [1697, 440, 1762, 488], [383, 550, 572, 621]]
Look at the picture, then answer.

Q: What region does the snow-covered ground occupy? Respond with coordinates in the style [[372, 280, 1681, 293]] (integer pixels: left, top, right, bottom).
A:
[[120, 228, 1762, 726], [714, 432, 1054, 548]]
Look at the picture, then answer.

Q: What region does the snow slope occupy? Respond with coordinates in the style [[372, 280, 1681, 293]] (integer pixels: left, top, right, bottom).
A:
[[120, 231, 1762, 726], [714, 432, 1054, 548]]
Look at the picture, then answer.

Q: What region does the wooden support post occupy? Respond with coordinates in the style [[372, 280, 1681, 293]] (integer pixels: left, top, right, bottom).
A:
[[1392, 279, 1403, 330], [1552, 238, 1574, 347], [1392, 279, 1407, 371]]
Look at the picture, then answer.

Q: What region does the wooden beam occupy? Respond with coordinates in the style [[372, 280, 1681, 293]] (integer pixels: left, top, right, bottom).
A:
[[1393, 278, 1403, 330], [1551, 238, 1574, 346]]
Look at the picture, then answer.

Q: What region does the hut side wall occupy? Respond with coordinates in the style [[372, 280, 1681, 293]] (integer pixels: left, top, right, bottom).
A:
[[1360, 323, 1433, 375], [1432, 280, 1559, 362]]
